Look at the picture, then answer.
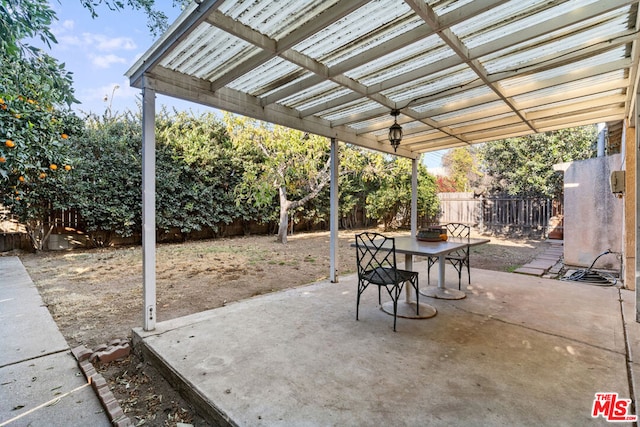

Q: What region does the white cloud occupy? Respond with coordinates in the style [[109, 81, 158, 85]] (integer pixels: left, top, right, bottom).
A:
[[61, 20, 75, 31], [82, 33, 137, 51], [90, 54, 127, 69]]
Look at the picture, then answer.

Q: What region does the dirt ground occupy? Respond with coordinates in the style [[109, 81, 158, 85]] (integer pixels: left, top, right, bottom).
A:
[[17, 228, 548, 426]]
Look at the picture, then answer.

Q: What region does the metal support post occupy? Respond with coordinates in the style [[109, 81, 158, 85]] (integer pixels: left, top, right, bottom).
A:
[[330, 138, 339, 283], [142, 81, 156, 331]]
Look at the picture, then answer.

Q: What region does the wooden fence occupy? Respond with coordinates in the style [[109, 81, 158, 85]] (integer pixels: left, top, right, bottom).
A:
[[437, 192, 563, 236]]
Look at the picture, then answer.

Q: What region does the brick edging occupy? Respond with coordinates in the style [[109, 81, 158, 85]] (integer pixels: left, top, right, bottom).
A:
[[71, 339, 132, 427]]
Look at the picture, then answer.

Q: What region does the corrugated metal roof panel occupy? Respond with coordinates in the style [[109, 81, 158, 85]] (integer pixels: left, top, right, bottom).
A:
[[128, 0, 640, 157], [279, 81, 350, 111], [323, 100, 384, 123], [501, 50, 627, 90], [160, 23, 258, 82], [220, 0, 343, 40], [227, 57, 303, 96], [382, 65, 476, 106], [348, 37, 452, 86], [456, 0, 601, 49], [482, 9, 631, 75], [411, 86, 497, 114], [294, 1, 416, 65]]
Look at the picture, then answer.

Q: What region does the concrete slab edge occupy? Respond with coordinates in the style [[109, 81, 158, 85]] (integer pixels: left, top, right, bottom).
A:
[[618, 290, 639, 420], [131, 330, 238, 427]]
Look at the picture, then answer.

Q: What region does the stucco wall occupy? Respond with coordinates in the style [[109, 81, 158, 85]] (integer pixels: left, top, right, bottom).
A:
[[563, 154, 623, 270]]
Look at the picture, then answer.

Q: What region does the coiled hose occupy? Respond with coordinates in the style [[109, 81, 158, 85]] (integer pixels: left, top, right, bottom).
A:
[[561, 249, 618, 286]]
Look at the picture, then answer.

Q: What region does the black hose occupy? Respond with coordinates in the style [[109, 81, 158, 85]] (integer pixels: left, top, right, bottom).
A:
[[561, 249, 617, 286], [588, 249, 612, 271]]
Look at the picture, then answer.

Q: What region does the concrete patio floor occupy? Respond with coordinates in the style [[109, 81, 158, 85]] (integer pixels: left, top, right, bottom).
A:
[[133, 264, 639, 426]]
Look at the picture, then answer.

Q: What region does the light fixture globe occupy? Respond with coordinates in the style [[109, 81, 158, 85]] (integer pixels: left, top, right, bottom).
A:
[[388, 109, 402, 152]]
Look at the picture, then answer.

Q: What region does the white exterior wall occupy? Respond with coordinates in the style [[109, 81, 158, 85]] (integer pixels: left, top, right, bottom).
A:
[[563, 154, 623, 271]]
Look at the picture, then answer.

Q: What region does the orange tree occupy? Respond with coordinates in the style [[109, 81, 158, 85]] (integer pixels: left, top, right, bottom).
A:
[[0, 0, 82, 249]]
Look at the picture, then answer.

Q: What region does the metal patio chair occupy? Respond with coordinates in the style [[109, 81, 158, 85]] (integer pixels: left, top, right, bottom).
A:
[[355, 232, 419, 331], [427, 223, 471, 290]]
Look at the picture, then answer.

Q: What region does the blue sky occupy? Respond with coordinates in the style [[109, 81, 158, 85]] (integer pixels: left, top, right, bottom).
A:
[[42, 2, 189, 115], [40, 2, 444, 168]]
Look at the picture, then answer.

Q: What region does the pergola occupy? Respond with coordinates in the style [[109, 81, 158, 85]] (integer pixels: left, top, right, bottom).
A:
[[127, 0, 640, 330]]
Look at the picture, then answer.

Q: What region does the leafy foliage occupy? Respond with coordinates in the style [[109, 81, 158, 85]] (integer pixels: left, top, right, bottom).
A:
[[224, 114, 333, 243], [442, 147, 482, 192], [154, 111, 247, 237], [0, 0, 58, 57], [364, 156, 440, 229], [478, 126, 597, 198], [435, 175, 457, 193], [78, 0, 184, 38], [66, 112, 142, 246]]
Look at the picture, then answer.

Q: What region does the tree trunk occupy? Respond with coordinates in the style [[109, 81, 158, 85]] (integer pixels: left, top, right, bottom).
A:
[[277, 186, 291, 244], [26, 219, 53, 251]]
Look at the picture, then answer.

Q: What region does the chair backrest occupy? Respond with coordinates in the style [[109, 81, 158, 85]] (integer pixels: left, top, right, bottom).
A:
[[355, 232, 397, 280], [446, 223, 470, 257], [446, 223, 470, 239]]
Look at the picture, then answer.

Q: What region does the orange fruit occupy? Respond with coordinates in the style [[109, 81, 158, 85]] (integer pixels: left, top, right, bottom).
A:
[[0, 157, 5, 163], [439, 234, 448, 241], [39, 172, 46, 179], [0, 104, 6, 110], [5, 139, 15, 148], [0, 98, 4, 104], [50, 164, 57, 171], [64, 165, 72, 171], [18, 176, 25, 182], [61, 133, 68, 139]]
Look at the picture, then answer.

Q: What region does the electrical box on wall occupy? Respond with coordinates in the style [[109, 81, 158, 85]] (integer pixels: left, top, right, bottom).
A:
[[610, 170, 625, 194]]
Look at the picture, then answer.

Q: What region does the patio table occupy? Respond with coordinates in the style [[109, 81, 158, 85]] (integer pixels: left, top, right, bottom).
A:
[[353, 235, 490, 318], [391, 236, 490, 300]]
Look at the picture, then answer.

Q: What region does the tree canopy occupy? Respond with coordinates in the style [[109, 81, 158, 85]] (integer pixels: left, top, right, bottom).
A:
[[441, 147, 482, 192], [0, 0, 442, 249], [478, 126, 597, 198]]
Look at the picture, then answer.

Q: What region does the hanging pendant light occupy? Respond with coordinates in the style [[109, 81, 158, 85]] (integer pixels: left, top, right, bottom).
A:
[[388, 109, 402, 152]]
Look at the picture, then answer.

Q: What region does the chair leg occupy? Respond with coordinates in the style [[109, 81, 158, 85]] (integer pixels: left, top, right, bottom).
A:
[[392, 291, 398, 332], [414, 276, 419, 315], [356, 281, 366, 321]]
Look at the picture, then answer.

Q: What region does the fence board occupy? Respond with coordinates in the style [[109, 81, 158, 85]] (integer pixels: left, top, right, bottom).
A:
[[437, 193, 562, 236]]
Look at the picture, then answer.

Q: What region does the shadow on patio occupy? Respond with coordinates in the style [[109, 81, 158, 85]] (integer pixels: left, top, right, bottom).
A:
[[133, 264, 638, 426]]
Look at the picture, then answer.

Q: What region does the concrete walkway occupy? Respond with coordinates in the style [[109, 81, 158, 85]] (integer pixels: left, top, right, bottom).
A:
[[514, 239, 564, 278], [133, 263, 640, 426], [0, 257, 110, 427]]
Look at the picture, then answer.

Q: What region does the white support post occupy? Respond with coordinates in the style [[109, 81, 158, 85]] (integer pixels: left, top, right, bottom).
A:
[[330, 138, 339, 283], [142, 82, 156, 331], [411, 156, 419, 236]]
